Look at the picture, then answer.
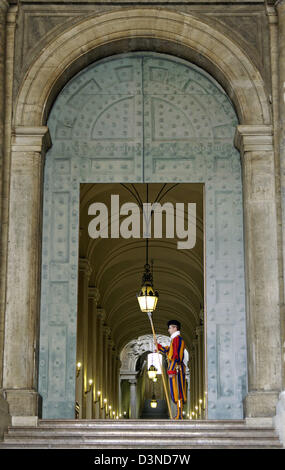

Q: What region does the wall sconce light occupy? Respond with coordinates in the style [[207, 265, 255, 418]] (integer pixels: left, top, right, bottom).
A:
[[199, 398, 205, 415], [101, 398, 107, 410], [85, 379, 93, 394], [94, 390, 101, 404], [123, 411, 127, 417], [76, 362, 82, 377]]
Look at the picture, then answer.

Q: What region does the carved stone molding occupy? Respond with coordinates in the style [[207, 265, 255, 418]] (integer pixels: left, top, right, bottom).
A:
[[12, 126, 51, 153], [0, 0, 8, 14], [97, 308, 106, 321], [88, 286, 100, 303], [14, 8, 271, 128], [78, 257, 92, 278], [234, 125, 274, 153]]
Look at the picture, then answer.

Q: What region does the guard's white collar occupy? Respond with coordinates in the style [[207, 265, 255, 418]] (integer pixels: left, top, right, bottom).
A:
[[170, 330, 181, 340]]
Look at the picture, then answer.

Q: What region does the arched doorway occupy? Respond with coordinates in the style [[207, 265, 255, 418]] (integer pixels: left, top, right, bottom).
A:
[[120, 334, 190, 419], [38, 53, 246, 419], [78, 182, 203, 420], [5, 9, 280, 423]]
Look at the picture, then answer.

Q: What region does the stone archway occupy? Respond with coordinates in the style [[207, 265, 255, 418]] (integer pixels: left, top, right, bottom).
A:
[[13, 9, 270, 127], [40, 52, 245, 419], [120, 334, 170, 419], [120, 334, 190, 419], [3, 9, 281, 422]]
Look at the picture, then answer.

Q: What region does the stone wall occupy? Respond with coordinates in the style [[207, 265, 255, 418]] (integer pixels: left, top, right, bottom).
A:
[[0, 0, 284, 435], [11, 1, 272, 107]]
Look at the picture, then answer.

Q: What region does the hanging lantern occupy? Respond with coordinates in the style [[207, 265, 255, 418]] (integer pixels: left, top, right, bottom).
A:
[[137, 263, 159, 313], [148, 364, 157, 380], [150, 394, 158, 409]]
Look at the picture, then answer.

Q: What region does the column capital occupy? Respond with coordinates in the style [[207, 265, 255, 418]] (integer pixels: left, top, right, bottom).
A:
[[108, 338, 114, 349], [234, 125, 273, 153], [6, 4, 17, 22], [12, 126, 51, 153], [276, 0, 285, 11], [103, 324, 112, 338], [79, 257, 92, 278], [97, 308, 106, 321], [266, 5, 278, 23], [195, 326, 203, 337], [0, 0, 9, 14], [88, 286, 100, 303], [128, 379, 137, 385]]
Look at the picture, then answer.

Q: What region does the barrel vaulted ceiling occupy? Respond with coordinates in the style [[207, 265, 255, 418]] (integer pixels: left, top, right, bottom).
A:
[[79, 183, 204, 352]]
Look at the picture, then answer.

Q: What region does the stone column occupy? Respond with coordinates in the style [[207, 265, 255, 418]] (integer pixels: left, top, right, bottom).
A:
[[116, 356, 121, 417], [96, 308, 105, 418], [85, 290, 93, 420], [189, 345, 195, 417], [88, 287, 100, 418], [0, 0, 7, 228], [129, 379, 137, 419], [195, 327, 203, 408], [186, 372, 191, 417], [0, 0, 11, 436], [197, 325, 204, 411], [277, 0, 285, 392], [77, 258, 92, 418], [111, 349, 116, 417], [193, 339, 198, 417], [235, 125, 282, 417], [113, 348, 119, 417], [3, 127, 51, 422], [102, 325, 110, 417], [107, 339, 113, 415], [0, 3, 16, 396], [86, 286, 99, 419], [119, 376, 122, 417]]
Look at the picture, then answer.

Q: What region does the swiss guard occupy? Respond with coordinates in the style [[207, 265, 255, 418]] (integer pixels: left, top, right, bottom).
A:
[[156, 320, 186, 419]]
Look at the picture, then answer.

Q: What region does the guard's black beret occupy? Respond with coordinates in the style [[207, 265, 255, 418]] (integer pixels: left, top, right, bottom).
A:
[[167, 320, 181, 330]]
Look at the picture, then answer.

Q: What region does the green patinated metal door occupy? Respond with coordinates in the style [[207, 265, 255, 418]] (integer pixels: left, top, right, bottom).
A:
[[39, 53, 247, 419]]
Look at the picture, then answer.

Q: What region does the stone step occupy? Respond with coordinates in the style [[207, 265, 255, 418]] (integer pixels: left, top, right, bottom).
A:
[[0, 419, 282, 449], [37, 419, 267, 429], [5, 427, 279, 439], [0, 438, 282, 449]]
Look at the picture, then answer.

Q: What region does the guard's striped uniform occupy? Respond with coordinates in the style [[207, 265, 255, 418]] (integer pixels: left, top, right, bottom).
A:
[[158, 335, 186, 418]]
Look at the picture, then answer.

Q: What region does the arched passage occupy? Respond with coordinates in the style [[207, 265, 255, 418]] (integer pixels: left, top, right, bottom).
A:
[[4, 9, 281, 423], [120, 334, 190, 419], [40, 53, 245, 419]]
